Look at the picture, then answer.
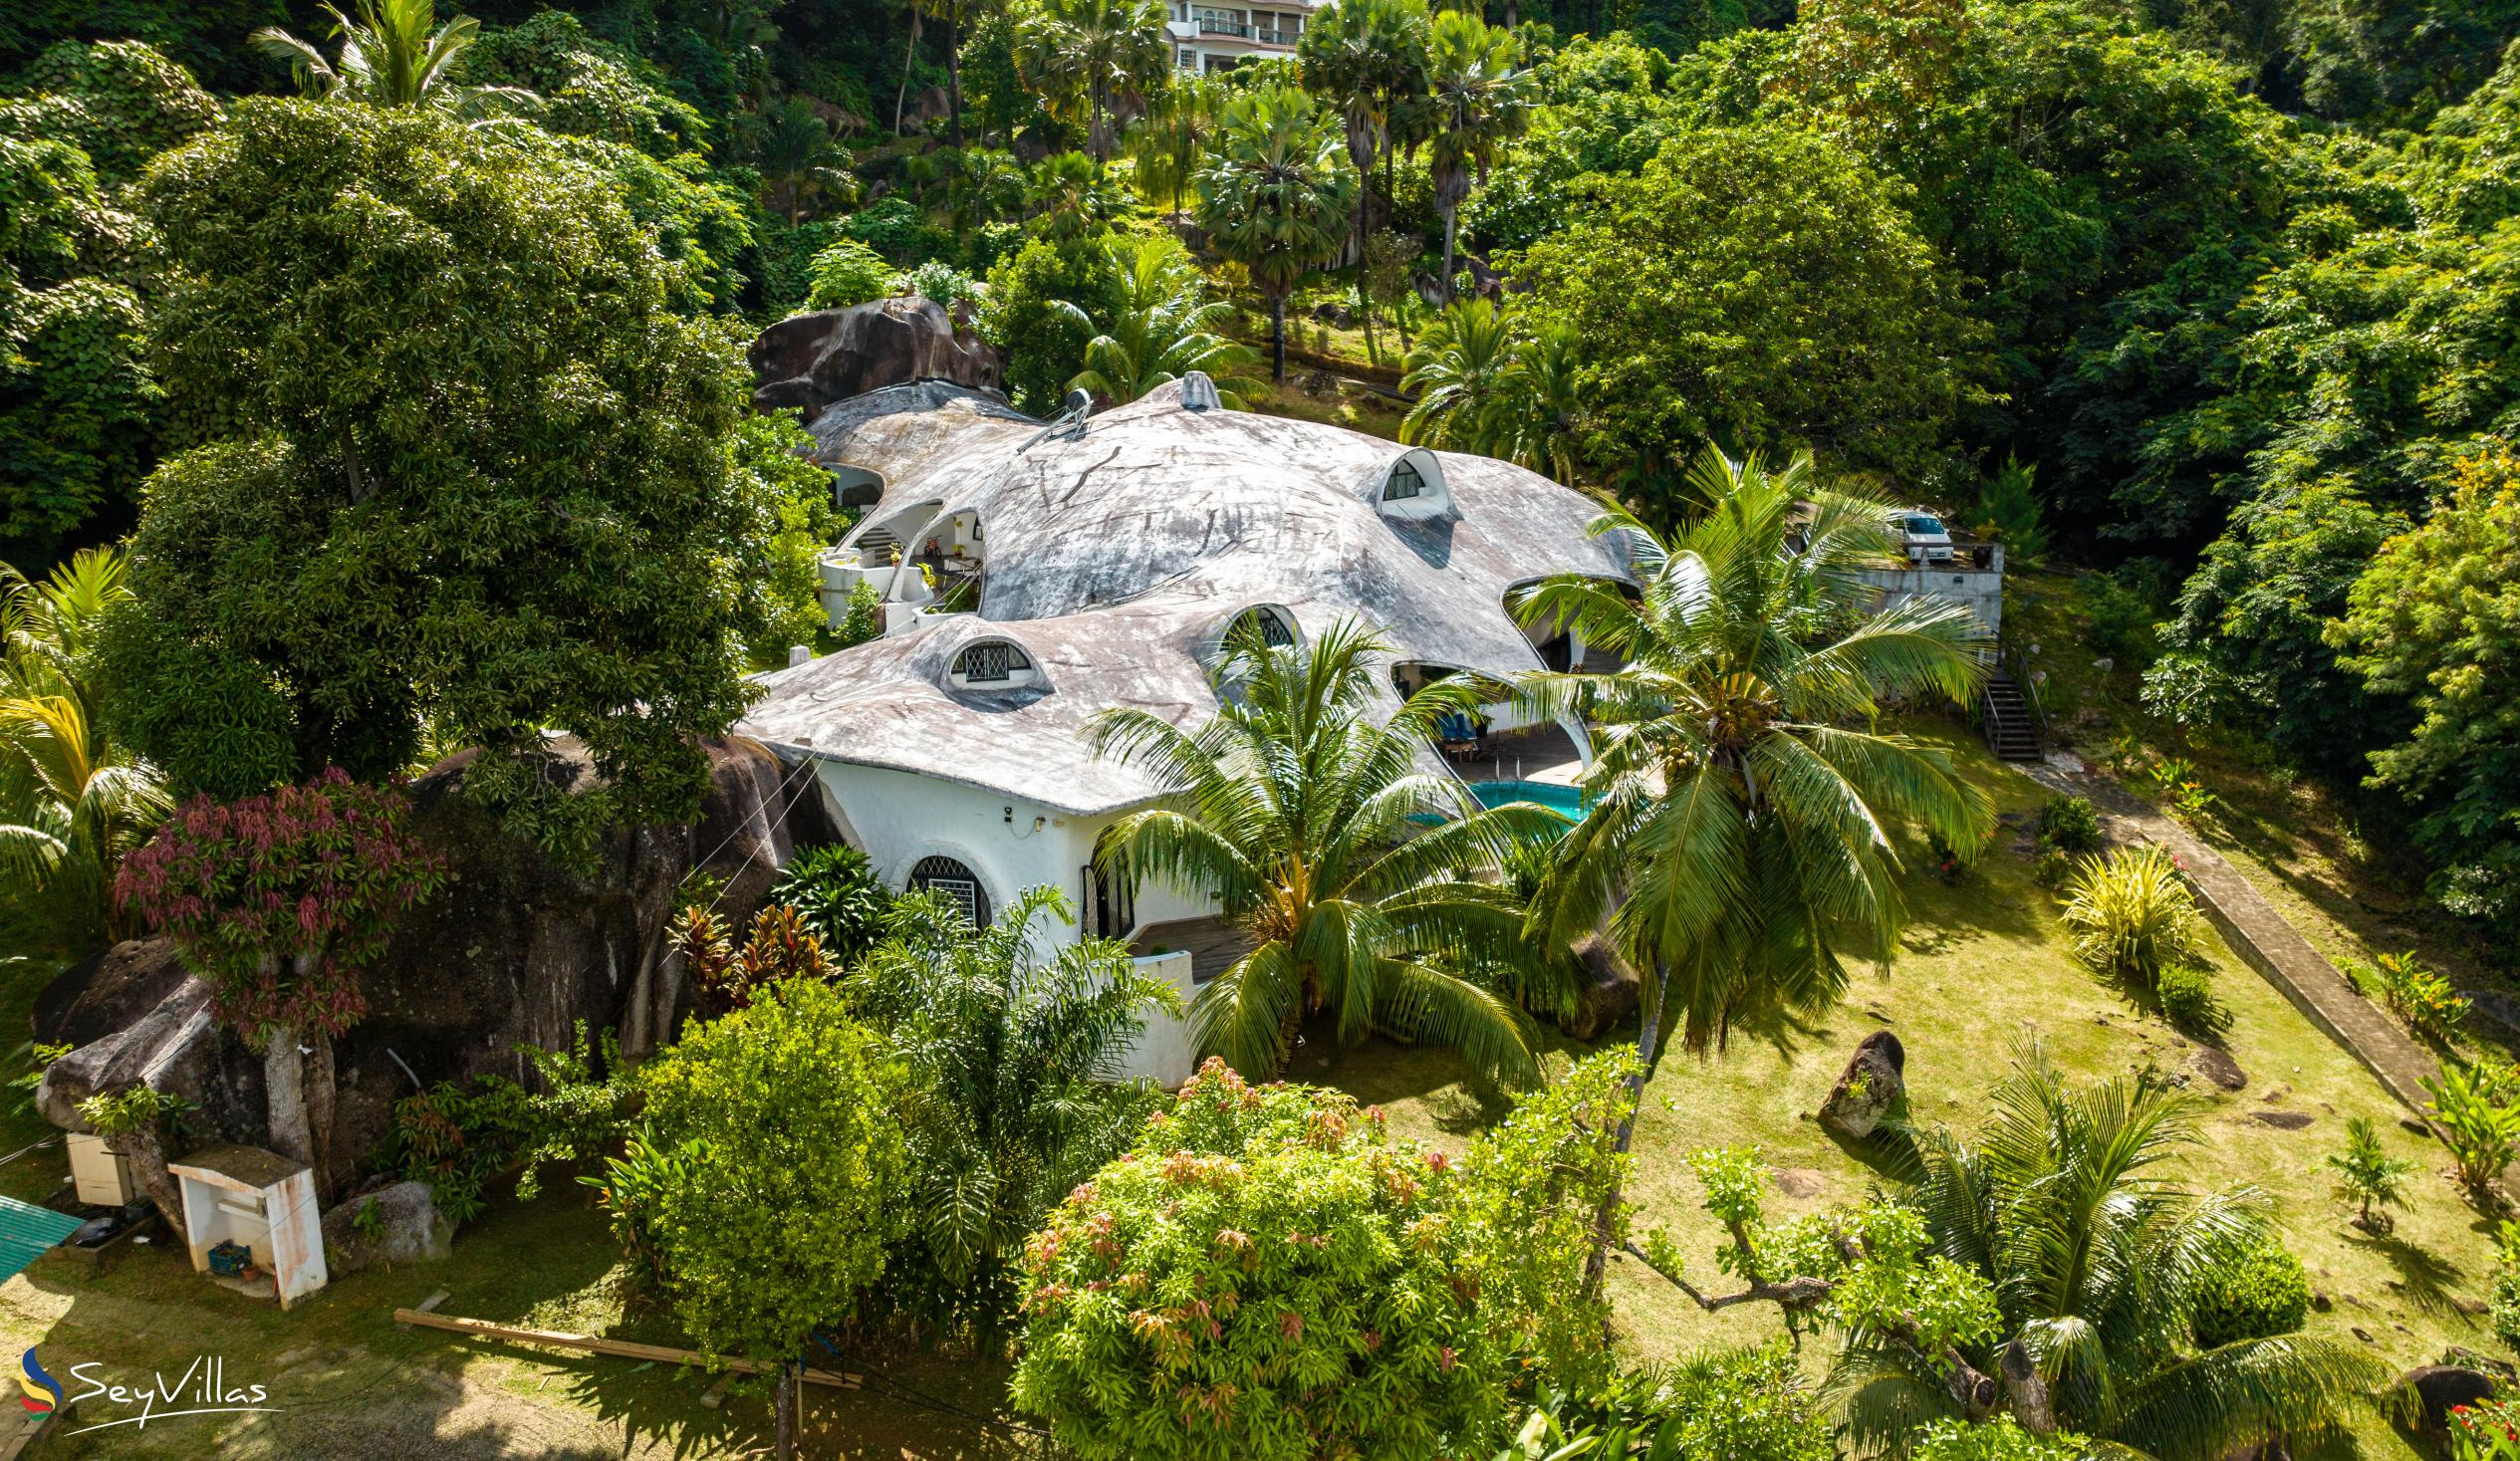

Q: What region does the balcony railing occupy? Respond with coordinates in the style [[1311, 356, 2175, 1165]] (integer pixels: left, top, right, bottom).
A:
[[1196, 17, 1299, 42]]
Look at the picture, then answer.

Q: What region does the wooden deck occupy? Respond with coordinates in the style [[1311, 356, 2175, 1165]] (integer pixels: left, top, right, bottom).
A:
[[1130, 916, 1251, 986]]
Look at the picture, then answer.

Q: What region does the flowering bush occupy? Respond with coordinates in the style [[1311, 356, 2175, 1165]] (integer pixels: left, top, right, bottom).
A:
[[2453, 1397, 2520, 1461], [117, 768, 441, 1039], [1010, 1059, 1513, 1460], [2360, 951, 2470, 1042]]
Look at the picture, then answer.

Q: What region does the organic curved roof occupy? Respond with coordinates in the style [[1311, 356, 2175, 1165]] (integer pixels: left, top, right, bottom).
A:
[[739, 378, 1635, 815]]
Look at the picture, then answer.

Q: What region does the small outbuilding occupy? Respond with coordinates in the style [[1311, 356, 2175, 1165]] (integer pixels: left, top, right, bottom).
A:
[[167, 1144, 327, 1310]]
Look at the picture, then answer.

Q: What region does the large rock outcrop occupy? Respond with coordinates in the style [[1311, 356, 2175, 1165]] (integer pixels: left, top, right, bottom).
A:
[[1819, 1030, 1907, 1141], [748, 296, 1003, 419], [36, 736, 835, 1199]]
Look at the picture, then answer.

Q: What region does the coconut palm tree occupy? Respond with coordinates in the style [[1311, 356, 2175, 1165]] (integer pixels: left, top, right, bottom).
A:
[[1055, 236, 1263, 406], [1298, 0, 1431, 361], [1422, 9, 1530, 304], [1089, 617, 1565, 1087], [1399, 297, 1523, 455], [251, 0, 529, 113], [1025, 150, 1125, 238], [1838, 1047, 2388, 1459], [1515, 444, 1992, 1073], [1194, 84, 1358, 383], [1, 550, 170, 954], [1018, 0, 1171, 164], [849, 885, 1177, 1340]]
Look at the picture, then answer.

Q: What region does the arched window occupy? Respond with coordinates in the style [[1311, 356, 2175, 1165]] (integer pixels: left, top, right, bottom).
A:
[[1383, 458, 1426, 501], [908, 855, 990, 927], [952, 640, 1032, 685], [1234, 606, 1295, 648]]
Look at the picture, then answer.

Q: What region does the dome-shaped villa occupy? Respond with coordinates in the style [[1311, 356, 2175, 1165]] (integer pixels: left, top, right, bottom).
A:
[[738, 374, 1637, 1081]]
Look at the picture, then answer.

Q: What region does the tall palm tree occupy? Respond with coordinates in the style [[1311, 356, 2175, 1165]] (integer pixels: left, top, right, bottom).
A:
[[1128, 71, 1226, 215], [1194, 84, 1359, 383], [251, 0, 528, 113], [1497, 319, 1588, 485], [1055, 236, 1263, 406], [1399, 297, 1524, 456], [1, 550, 170, 954], [1298, 0, 1432, 362], [1018, 0, 1171, 164], [1422, 9, 1530, 304], [1516, 444, 1992, 1075], [1838, 1047, 2388, 1458], [849, 885, 1176, 1340], [1089, 617, 1565, 1086]]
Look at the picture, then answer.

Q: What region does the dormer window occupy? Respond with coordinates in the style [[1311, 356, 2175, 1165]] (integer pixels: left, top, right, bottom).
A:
[[1370, 447, 1450, 521], [948, 639, 1040, 690]]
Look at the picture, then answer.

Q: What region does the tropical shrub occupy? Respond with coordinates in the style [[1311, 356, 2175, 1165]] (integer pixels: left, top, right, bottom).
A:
[[376, 1020, 635, 1222], [2454, 1396, 2520, 1461], [2033, 850, 2075, 890], [1009, 1060, 1514, 1460], [2037, 795, 2103, 854], [1499, 1345, 1833, 1461], [900, 258, 983, 310], [2364, 951, 2470, 1042], [2155, 962, 2230, 1040], [2188, 1236, 2311, 1349], [2492, 1226, 2520, 1356], [979, 235, 1118, 413], [770, 843, 894, 966], [1969, 455, 2049, 565], [835, 580, 884, 648], [1455, 1051, 1640, 1385], [848, 887, 1175, 1343], [1910, 1416, 2091, 1461], [671, 902, 837, 1014], [2424, 1063, 2520, 1203], [2326, 1115, 2418, 1234], [805, 237, 896, 309], [836, 195, 951, 265], [2059, 846, 2207, 990], [603, 976, 909, 1430]]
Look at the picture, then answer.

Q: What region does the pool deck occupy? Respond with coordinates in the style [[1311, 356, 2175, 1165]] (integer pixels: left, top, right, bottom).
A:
[[1452, 725, 1586, 787]]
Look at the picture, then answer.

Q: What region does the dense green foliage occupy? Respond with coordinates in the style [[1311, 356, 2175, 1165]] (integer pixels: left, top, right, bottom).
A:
[[1506, 122, 1980, 494], [102, 102, 777, 854], [612, 976, 909, 1382], [849, 887, 1174, 1342], [2187, 1235, 2311, 1349], [1010, 1055, 1634, 1458], [768, 842, 895, 964]]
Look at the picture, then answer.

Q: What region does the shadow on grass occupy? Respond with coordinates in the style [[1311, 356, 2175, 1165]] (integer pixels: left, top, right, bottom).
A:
[[2348, 1232, 2477, 1328]]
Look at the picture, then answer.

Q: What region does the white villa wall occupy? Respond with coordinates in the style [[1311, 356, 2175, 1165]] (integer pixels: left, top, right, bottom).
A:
[[812, 761, 1206, 1084]]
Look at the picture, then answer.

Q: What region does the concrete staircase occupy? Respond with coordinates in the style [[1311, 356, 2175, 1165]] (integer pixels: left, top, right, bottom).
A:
[[1983, 668, 2043, 761]]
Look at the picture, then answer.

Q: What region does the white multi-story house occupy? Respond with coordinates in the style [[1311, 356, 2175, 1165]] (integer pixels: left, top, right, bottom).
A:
[[1162, 0, 1324, 75], [738, 374, 1636, 1085]]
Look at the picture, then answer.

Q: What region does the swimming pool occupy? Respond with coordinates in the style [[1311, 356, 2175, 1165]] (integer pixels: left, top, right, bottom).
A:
[[1464, 779, 1589, 822]]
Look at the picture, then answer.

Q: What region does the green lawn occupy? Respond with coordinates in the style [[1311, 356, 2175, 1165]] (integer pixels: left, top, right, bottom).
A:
[[0, 726, 2493, 1458], [1313, 725, 2498, 1459]]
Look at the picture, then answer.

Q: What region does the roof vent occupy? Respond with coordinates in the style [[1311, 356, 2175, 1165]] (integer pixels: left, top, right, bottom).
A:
[[1016, 387, 1094, 454], [1179, 371, 1221, 411]]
